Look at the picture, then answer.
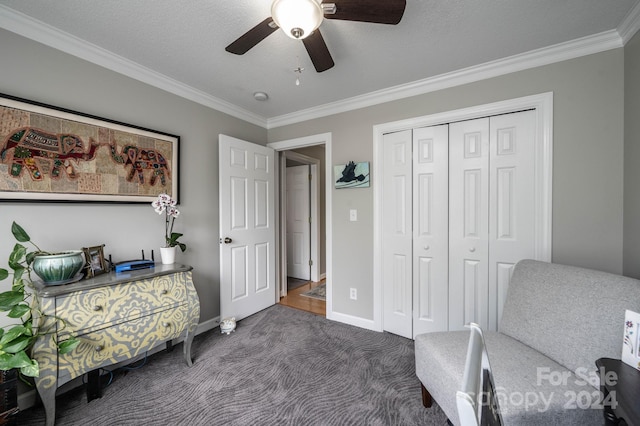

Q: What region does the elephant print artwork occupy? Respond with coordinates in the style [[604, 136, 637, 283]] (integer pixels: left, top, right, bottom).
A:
[[0, 96, 178, 201], [1, 127, 100, 180], [1, 128, 172, 187], [106, 141, 171, 186]]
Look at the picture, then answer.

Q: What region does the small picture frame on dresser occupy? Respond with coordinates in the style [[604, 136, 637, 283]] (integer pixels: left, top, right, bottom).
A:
[[83, 245, 107, 278]]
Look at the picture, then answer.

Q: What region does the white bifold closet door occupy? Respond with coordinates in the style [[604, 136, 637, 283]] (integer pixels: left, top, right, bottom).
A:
[[381, 125, 449, 339], [487, 111, 536, 330], [382, 110, 536, 338], [448, 117, 491, 332], [382, 130, 414, 338], [412, 125, 450, 336]]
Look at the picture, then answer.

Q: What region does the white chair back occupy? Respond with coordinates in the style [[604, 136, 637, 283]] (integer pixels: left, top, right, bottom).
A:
[[456, 323, 503, 426]]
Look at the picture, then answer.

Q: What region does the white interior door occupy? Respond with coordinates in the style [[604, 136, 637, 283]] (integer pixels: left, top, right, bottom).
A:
[[382, 130, 413, 338], [219, 134, 276, 321], [449, 118, 490, 331], [286, 165, 311, 280], [412, 125, 449, 336]]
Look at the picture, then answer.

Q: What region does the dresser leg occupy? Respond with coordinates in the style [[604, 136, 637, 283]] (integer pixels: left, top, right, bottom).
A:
[[183, 325, 196, 367], [86, 369, 102, 402], [35, 379, 56, 426], [184, 271, 199, 368]]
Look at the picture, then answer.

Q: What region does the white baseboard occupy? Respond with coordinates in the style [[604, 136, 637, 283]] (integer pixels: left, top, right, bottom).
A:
[[18, 389, 36, 412], [195, 316, 219, 335], [18, 317, 221, 411], [327, 311, 379, 332]]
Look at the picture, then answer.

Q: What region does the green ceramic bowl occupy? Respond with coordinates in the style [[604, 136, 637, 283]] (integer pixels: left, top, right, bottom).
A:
[[32, 250, 85, 285]]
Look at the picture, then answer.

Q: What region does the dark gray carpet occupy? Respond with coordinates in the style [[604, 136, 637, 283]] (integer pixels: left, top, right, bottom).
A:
[[18, 305, 449, 425]]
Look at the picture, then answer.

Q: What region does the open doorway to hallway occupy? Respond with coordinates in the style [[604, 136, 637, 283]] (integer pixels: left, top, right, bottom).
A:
[[278, 145, 326, 316], [279, 278, 326, 316]]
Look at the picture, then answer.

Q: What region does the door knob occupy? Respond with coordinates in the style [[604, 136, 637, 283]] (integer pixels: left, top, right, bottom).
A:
[[469, 247, 476, 252], [424, 245, 430, 250], [223, 237, 232, 244]]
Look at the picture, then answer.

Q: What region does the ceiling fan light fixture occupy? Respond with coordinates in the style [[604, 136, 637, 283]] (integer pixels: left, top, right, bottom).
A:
[[271, 0, 323, 40]]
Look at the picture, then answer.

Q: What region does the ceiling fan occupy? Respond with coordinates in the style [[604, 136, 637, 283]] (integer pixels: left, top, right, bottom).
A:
[[225, 0, 407, 73]]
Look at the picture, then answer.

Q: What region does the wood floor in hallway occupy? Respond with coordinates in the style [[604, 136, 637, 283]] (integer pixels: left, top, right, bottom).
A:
[[279, 279, 326, 316]]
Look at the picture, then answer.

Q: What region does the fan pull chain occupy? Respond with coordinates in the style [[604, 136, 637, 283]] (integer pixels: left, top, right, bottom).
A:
[[294, 56, 304, 86]]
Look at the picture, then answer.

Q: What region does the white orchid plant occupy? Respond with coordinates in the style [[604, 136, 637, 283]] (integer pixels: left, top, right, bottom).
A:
[[151, 193, 186, 252]]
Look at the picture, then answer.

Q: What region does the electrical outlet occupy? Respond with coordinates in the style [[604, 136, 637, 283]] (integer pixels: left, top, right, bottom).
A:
[[350, 288, 357, 300], [350, 209, 357, 221]]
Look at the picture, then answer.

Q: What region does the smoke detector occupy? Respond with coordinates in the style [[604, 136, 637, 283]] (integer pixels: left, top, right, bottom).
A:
[[253, 92, 269, 101]]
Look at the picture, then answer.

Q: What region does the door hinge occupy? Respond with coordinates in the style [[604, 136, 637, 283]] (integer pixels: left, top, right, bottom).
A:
[[309, 259, 313, 266], [309, 216, 312, 224], [309, 173, 312, 181]]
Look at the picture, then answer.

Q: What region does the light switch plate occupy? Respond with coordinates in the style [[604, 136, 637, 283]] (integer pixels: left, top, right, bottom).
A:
[[350, 209, 357, 221]]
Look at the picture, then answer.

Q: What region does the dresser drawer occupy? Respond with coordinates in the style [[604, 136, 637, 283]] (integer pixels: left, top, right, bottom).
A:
[[58, 304, 188, 381], [57, 273, 189, 335]]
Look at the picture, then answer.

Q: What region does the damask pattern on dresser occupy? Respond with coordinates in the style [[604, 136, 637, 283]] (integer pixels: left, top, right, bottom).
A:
[[32, 267, 199, 426]]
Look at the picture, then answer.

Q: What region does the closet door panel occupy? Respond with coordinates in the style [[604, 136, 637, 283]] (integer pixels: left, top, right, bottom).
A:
[[382, 130, 413, 338], [413, 125, 449, 336], [449, 118, 490, 331], [489, 110, 537, 330]]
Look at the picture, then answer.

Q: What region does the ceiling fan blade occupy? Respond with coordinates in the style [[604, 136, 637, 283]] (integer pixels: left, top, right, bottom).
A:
[[324, 0, 406, 25], [302, 29, 335, 73], [225, 17, 278, 55]]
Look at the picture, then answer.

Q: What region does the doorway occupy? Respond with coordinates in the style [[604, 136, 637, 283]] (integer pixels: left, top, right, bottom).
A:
[[267, 133, 332, 317]]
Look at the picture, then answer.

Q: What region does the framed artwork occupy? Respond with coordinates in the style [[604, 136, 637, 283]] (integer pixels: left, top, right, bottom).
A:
[[83, 245, 108, 278], [334, 161, 370, 189], [622, 309, 640, 371], [0, 93, 179, 203]]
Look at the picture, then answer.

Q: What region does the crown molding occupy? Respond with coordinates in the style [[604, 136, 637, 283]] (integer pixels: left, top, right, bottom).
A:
[[0, 4, 629, 131], [0, 5, 267, 128], [618, 0, 640, 44], [267, 30, 623, 128]]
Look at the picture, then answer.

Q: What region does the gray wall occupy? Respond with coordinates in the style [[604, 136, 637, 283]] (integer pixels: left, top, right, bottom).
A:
[[625, 31, 640, 278], [269, 49, 625, 320], [0, 28, 630, 327], [0, 30, 267, 325]]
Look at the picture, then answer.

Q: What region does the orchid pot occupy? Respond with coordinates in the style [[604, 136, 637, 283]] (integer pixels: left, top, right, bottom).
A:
[[160, 247, 177, 265]]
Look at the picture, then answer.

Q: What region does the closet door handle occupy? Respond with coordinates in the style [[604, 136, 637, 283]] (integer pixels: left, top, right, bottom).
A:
[[424, 245, 430, 251], [469, 247, 476, 253]]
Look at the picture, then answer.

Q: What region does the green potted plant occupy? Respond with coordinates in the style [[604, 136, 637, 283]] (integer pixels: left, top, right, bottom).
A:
[[0, 222, 79, 379]]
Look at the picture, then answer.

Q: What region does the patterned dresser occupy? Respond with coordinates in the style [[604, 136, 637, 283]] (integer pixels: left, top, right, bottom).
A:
[[31, 264, 200, 426]]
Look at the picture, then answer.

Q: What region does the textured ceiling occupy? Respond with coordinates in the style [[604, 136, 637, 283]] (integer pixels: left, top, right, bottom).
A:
[[0, 0, 638, 125]]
